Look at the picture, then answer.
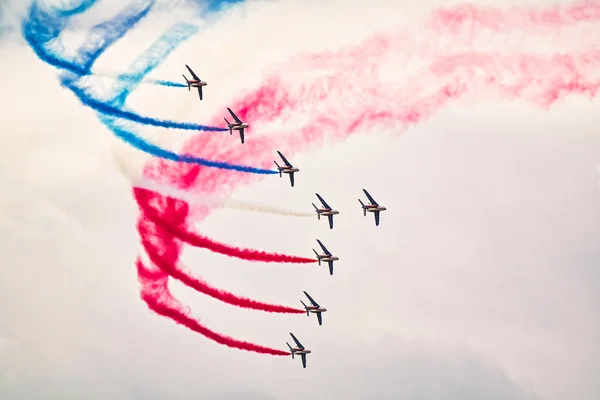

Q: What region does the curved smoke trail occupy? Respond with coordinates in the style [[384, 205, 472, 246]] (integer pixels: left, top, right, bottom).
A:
[[22, 0, 277, 174], [135, 190, 290, 355], [22, 0, 295, 355], [139, 219, 305, 314], [138, 188, 316, 264]]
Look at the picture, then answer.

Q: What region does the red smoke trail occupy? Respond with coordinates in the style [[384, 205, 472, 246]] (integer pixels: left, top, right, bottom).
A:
[[137, 260, 290, 355], [137, 188, 315, 264], [427, 1, 600, 34], [135, 188, 290, 355], [139, 220, 305, 314]]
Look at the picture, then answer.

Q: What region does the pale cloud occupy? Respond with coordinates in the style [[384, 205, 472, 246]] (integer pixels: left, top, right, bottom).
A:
[[1, 0, 599, 399]]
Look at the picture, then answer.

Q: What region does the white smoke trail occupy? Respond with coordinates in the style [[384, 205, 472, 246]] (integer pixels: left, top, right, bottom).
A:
[[132, 177, 313, 217], [224, 200, 313, 217]]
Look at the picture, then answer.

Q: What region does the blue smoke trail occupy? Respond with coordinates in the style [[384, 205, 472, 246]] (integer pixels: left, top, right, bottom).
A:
[[22, 0, 96, 75], [63, 74, 226, 131], [52, 0, 98, 18], [106, 21, 201, 107], [112, 126, 278, 174], [97, 20, 276, 173], [22, 0, 212, 132], [22, 0, 278, 175], [75, 0, 155, 74], [147, 80, 186, 88]]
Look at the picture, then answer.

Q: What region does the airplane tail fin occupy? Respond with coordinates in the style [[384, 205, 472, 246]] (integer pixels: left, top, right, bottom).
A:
[[286, 342, 294, 358], [224, 118, 232, 134], [300, 301, 309, 316], [312, 249, 321, 264], [358, 199, 366, 216], [274, 161, 282, 176], [182, 74, 190, 90], [312, 203, 320, 219]]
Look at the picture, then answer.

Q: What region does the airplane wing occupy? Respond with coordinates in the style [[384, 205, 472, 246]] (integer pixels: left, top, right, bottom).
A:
[[362, 189, 378, 206], [301, 353, 307, 368], [197, 86, 203, 100], [227, 107, 243, 124], [303, 291, 320, 307], [374, 210, 380, 226], [290, 333, 304, 349], [289, 172, 295, 187], [277, 150, 293, 167], [239, 128, 245, 144], [316, 239, 331, 256], [316, 312, 323, 326], [185, 64, 200, 80], [328, 260, 334, 275], [327, 215, 334, 230], [315, 193, 330, 209]]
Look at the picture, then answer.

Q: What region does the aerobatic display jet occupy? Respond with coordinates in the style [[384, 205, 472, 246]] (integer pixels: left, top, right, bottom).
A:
[[224, 107, 249, 144], [182, 64, 207, 100], [300, 291, 327, 325], [358, 189, 387, 226], [312, 193, 339, 229], [312, 239, 339, 276], [274, 150, 299, 187], [286, 332, 311, 368]]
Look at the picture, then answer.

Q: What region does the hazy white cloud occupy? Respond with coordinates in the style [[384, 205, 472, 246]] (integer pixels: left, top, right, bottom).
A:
[[1, 0, 599, 399]]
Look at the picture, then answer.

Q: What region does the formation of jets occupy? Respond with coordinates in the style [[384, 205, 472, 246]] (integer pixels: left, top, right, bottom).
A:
[[182, 65, 389, 368], [182, 65, 249, 143]]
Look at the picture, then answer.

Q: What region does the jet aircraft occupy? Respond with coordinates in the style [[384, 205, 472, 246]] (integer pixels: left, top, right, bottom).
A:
[[274, 151, 299, 187], [358, 189, 387, 226], [312, 239, 339, 276], [287, 332, 311, 368], [300, 291, 327, 325], [224, 107, 249, 144], [312, 193, 339, 229], [182, 64, 207, 100]]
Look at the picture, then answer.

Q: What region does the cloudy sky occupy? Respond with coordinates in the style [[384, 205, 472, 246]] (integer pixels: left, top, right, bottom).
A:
[[1, 0, 599, 399]]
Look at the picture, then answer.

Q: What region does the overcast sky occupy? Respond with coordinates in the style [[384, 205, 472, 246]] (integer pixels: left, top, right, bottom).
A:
[[1, 0, 599, 399]]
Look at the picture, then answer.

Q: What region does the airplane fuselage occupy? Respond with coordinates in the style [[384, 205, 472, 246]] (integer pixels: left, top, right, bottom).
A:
[[317, 255, 338, 262], [189, 80, 207, 87], [279, 167, 299, 174], [291, 349, 311, 355], [230, 123, 249, 130], [364, 205, 387, 212], [305, 307, 327, 313], [317, 209, 339, 216]]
